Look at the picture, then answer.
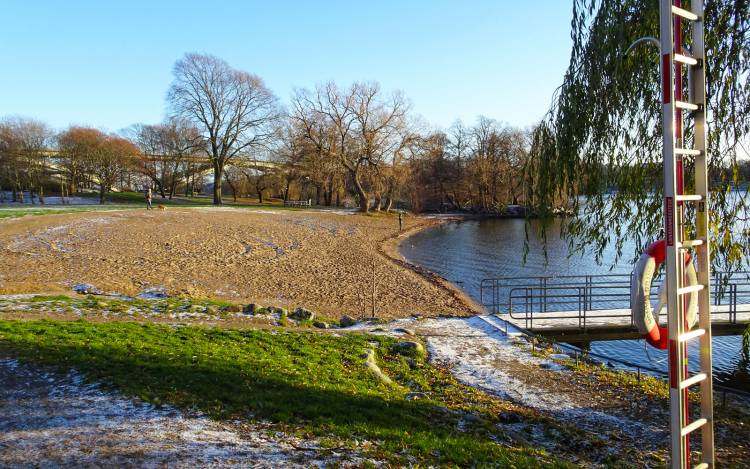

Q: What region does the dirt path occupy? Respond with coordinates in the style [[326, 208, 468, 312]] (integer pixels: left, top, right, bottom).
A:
[[0, 208, 477, 318]]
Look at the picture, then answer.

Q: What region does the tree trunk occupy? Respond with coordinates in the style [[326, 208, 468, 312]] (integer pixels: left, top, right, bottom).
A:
[[257, 189, 263, 204], [324, 188, 332, 206], [99, 185, 106, 204], [38, 185, 45, 205], [372, 194, 382, 212], [169, 178, 177, 200], [384, 196, 393, 213], [283, 179, 291, 202], [224, 173, 237, 203], [315, 184, 322, 205], [351, 170, 369, 213], [213, 163, 223, 205]]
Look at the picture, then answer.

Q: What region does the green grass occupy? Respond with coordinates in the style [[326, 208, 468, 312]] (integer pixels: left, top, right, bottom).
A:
[[0, 192, 328, 220], [0, 320, 568, 467], [106, 191, 214, 205], [0, 206, 134, 220]]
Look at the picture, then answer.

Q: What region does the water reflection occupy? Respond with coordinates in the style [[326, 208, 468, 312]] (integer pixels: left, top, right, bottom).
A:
[[401, 218, 749, 391]]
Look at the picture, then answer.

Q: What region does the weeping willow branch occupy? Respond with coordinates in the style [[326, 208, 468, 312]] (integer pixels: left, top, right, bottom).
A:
[[526, 0, 750, 270]]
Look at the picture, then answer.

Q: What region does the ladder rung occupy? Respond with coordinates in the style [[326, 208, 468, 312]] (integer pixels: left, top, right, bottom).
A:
[[679, 328, 706, 343], [674, 53, 698, 66], [694, 464, 708, 469], [671, 5, 699, 21], [679, 239, 704, 249], [675, 194, 703, 202], [681, 418, 708, 437], [675, 148, 702, 156], [677, 284, 704, 295], [675, 100, 700, 111], [680, 372, 707, 390]]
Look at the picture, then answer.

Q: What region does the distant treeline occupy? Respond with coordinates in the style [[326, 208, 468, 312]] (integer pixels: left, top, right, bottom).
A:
[[1, 53, 531, 212]]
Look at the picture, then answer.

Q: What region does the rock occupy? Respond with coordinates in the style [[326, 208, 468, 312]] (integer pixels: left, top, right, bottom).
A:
[[364, 349, 392, 384], [313, 321, 329, 329], [406, 392, 428, 400], [498, 411, 521, 424], [243, 303, 257, 314], [393, 340, 425, 357], [137, 287, 168, 299], [225, 304, 243, 313], [204, 305, 218, 315], [290, 307, 315, 321], [339, 314, 357, 327], [73, 283, 102, 295], [393, 327, 415, 336]]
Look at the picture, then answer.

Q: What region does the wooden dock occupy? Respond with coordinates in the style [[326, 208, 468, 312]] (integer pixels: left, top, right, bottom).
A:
[[502, 305, 750, 343]]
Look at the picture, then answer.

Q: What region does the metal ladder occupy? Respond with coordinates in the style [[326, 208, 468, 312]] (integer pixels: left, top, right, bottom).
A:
[[659, 1, 714, 468]]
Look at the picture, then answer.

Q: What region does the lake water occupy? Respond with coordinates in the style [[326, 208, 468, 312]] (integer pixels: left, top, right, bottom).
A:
[[401, 218, 750, 392]]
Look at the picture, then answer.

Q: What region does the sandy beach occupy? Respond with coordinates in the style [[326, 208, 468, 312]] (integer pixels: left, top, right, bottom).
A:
[[0, 208, 480, 319]]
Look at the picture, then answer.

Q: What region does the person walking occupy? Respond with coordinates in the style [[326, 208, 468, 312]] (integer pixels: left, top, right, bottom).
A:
[[145, 188, 153, 210]]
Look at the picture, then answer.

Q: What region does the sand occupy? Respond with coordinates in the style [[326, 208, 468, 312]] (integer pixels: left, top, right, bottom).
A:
[[0, 207, 480, 319]]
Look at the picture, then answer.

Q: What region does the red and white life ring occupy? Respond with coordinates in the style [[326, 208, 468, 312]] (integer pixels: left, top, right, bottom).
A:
[[631, 240, 699, 350]]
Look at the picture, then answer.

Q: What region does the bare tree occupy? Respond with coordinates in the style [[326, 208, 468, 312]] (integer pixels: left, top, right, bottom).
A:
[[291, 82, 409, 212], [133, 118, 202, 198], [0, 117, 51, 204], [168, 53, 280, 205]]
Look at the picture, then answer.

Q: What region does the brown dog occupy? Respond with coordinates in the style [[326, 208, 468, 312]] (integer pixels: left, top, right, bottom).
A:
[[158, 204, 166, 211]]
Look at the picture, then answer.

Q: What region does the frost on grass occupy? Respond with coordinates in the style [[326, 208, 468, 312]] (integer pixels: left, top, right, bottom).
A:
[[0, 358, 366, 468], [362, 316, 665, 445]]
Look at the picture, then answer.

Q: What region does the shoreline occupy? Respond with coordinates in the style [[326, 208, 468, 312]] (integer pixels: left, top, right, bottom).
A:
[[379, 215, 485, 316]]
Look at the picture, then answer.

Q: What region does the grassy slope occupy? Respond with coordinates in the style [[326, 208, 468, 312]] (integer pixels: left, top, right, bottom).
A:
[[0, 320, 569, 467]]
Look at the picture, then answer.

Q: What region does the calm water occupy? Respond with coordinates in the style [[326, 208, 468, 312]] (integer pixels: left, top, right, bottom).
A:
[[401, 218, 750, 391]]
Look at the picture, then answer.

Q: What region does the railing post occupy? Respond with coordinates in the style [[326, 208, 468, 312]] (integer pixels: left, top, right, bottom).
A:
[[578, 286, 584, 329], [494, 279, 500, 315]]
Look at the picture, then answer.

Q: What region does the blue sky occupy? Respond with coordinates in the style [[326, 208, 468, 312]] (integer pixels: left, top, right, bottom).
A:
[[0, 1, 573, 133]]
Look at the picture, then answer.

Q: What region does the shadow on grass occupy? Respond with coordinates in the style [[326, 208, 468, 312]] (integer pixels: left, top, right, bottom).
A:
[[0, 320, 560, 467]]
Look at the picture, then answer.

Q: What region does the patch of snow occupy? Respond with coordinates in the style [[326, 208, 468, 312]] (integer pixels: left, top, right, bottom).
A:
[[355, 315, 664, 443], [73, 283, 103, 295], [414, 316, 663, 440], [137, 287, 168, 299], [0, 358, 372, 468]]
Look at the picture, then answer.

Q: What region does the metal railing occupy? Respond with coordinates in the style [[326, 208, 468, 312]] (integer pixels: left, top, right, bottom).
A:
[[480, 271, 750, 330]]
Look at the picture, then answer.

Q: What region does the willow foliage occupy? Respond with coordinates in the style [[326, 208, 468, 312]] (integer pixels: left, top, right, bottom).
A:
[[527, 0, 750, 270]]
